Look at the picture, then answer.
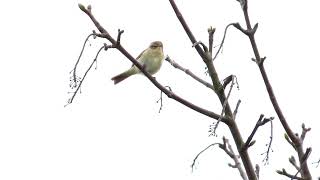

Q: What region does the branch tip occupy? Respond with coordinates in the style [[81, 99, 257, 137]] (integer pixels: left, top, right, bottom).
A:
[[87, 5, 92, 11], [207, 26, 216, 34], [78, 3, 86, 12], [208, 26, 215, 54], [248, 140, 256, 147], [252, 23, 259, 34]]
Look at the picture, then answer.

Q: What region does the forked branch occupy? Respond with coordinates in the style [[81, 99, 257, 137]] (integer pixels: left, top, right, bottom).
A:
[[78, 4, 228, 123]]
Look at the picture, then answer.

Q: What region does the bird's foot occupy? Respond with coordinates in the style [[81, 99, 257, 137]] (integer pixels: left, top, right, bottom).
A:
[[142, 64, 147, 70]]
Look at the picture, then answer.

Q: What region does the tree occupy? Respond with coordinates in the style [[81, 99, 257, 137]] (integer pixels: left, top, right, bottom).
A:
[[68, 1, 318, 179]]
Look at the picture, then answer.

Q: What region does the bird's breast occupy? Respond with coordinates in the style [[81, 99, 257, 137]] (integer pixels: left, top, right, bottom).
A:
[[140, 50, 164, 75]]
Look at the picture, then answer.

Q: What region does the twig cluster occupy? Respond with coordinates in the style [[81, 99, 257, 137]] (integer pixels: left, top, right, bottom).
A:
[[241, 115, 273, 153], [66, 33, 110, 106], [278, 124, 312, 179]]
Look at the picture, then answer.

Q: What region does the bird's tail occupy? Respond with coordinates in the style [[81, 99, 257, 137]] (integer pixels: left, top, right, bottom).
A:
[[111, 68, 136, 85]]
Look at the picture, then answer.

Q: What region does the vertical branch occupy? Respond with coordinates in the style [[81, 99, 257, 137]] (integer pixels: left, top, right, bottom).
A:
[[168, 1, 257, 180], [234, 0, 312, 179]]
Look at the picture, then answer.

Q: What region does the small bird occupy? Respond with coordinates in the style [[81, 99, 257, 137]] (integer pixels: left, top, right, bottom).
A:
[[111, 41, 164, 84]]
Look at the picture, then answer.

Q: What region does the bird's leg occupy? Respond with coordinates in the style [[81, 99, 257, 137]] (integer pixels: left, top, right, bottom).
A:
[[142, 64, 147, 71]]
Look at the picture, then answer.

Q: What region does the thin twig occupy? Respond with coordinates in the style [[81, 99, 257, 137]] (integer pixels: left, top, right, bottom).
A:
[[300, 123, 311, 142], [212, 23, 234, 61], [156, 86, 172, 113], [191, 137, 248, 180], [191, 143, 220, 171], [261, 119, 274, 165], [209, 75, 237, 136], [70, 33, 95, 88], [276, 169, 303, 180], [222, 137, 248, 180], [289, 156, 300, 171], [67, 44, 107, 105], [255, 164, 260, 179], [165, 56, 214, 90], [312, 159, 320, 168], [242, 115, 273, 152], [233, 100, 241, 120]]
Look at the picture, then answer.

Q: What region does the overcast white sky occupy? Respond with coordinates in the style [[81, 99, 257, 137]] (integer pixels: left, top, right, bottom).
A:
[[0, 0, 320, 179]]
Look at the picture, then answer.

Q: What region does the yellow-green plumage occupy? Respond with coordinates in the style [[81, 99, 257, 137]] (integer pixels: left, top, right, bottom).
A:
[[111, 41, 164, 84]]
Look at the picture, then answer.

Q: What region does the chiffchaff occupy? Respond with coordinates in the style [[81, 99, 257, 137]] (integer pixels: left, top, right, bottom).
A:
[[111, 41, 164, 84]]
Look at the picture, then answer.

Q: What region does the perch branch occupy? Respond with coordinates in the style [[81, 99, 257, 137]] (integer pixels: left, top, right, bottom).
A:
[[78, 4, 229, 123]]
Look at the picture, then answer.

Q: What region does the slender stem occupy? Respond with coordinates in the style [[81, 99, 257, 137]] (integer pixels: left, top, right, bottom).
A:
[[165, 56, 214, 90]]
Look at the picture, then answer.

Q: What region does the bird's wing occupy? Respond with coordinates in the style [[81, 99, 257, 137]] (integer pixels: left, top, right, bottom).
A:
[[131, 49, 146, 67]]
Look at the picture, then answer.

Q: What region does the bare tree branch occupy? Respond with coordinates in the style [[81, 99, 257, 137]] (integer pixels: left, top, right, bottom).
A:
[[168, 1, 257, 179], [67, 43, 107, 105], [289, 156, 300, 171], [234, 0, 312, 178], [191, 143, 220, 171], [241, 115, 273, 152], [209, 75, 238, 136], [208, 26, 215, 55], [312, 159, 320, 168], [78, 4, 228, 123], [261, 119, 274, 165], [221, 137, 248, 180], [165, 56, 214, 90], [255, 164, 260, 179], [233, 100, 241, 120], [156, 86, 172, 113], [300, 123, 311, 142], [212, 23, 234, 62], [192, 137, 248, 180], [167, 1, 208, 62], [276, 168, 303, 180], [70, 33, 95, 88]]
